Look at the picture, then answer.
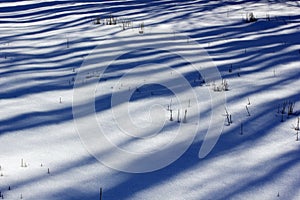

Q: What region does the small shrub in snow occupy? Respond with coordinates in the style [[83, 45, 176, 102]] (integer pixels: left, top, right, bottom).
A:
[[225, 108, 232, 125], [120, 18, 132, 30], [94, 17, 101, 24], [295, 117, 300, 131], [223, 79, 229, 91], [247, 97, 251, 105], [228, 64, 233, 73], [183, 109, 187, 123], [109, 15, 117, 25], [279, 101, 287, 114], [213, 79, 229, 92], [246, 105, 251, 116], [226, 114, 231, 125], [246, 12, 257, 23], [287, 101, 295, 116], [139, 22, 144, 34], [177, 109, 180, 123], [104, 15, 117, 25], [278, 100, 295, 116], [20, 159, 28, 168], [169, 109, 173, 121], [100, 187, 103, 200]]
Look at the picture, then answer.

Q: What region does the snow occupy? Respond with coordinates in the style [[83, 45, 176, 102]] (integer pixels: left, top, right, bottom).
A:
[[1, 0, 300, 199]]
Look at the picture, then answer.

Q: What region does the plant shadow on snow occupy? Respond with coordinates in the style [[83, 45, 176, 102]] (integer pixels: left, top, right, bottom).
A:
[[0, 0, 300, 199]]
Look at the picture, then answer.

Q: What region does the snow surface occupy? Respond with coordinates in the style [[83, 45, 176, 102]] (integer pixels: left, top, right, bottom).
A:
[[0, 0, 300, 199]]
